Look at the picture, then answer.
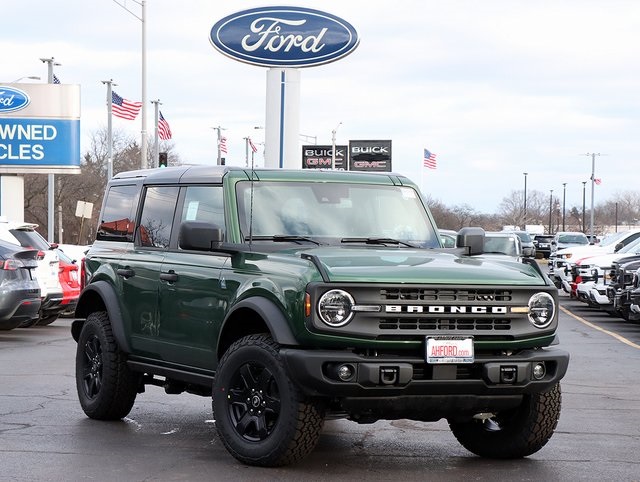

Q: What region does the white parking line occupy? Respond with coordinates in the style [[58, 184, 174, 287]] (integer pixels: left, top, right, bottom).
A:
[[560, 305, 640, 350]]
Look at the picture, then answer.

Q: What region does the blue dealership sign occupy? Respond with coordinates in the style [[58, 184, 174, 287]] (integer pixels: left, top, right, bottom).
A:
[[0, 118, 80, 166], [0, 83, 81, 173], [210, 6, 359, 68]]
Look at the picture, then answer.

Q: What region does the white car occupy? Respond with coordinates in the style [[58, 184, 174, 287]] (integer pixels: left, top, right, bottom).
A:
[[0, 218, 64, 326], [574, 237, 640, 306], [548, 230, 640, 287]]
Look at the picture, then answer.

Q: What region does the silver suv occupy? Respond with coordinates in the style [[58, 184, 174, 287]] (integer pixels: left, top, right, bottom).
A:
[[0, 218, 64, 326]]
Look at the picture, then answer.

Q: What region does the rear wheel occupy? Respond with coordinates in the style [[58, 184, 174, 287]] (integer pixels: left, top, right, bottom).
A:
[[213, 334, 324, 467], [449, 383, 562, 458], [75, 311, 139, 420]]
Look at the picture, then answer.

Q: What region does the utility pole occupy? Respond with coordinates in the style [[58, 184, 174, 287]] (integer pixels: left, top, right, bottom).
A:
[[582, 181, 587, 232], [40, 56, 61, 243], [562, 183, 567, 231], [211, 126, 226, 165], [548, 190, 553, 234], [523, 172, 528, 228], [584, 153, 602, 241]]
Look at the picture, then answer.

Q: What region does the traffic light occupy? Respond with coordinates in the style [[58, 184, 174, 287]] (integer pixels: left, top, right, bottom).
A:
[[159, 152, 168, 168]]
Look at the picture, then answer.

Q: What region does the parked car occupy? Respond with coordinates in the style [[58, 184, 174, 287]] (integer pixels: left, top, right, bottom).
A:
[[53, 249, 81, 320], [533, 234, 554, 259], [0, 218, 65, 327], [0, 239, 41, 330], [511, 231, 536, 257], [483, 231, 523, 257], [438, 229, 457, 248], [71, 166, 567, 467], [550, 231, 589, 256]]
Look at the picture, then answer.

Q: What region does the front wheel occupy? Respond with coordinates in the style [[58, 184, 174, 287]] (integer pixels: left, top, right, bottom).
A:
[[75, 311, 140, 420], [449, 383, 562, 458], [212, 334, 324, 467]]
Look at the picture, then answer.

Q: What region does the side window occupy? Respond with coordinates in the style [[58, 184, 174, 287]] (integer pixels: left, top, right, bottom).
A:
[[97, 184, 139, 242], [138, 186, 179, 248], [180, 185, 225, 235]]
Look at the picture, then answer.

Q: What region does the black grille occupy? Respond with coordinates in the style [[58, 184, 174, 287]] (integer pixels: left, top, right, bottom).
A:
[[380, 288, 512, 302], [379, 318, 511, 331]]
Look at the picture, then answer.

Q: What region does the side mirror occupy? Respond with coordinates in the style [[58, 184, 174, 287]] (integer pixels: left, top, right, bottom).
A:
[[179, 221, 224, 251], [456, 227, 485, 255], [614, 242, 624, 252]]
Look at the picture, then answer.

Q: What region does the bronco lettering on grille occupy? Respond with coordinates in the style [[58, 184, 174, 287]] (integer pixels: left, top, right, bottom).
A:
[[385, 305, 508, 314]]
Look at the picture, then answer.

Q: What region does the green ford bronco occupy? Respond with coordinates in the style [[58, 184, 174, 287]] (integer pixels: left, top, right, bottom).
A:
[[72, 166, 569, 466]]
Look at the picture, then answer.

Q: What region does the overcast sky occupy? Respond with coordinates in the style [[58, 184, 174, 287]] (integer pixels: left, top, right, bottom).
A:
[[3, 0, 639, 213]]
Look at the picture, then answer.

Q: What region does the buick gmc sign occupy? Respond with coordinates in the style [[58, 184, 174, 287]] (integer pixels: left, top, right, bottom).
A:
[[0, 86, 30, 114], [210, 6, 359, 67], [349, 140, 392, 172]]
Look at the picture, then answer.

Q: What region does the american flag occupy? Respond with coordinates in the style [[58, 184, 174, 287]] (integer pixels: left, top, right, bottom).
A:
[[423, 148, 437, 169], [53, 74, 61, 84], [111, 91, 142, 120], [157, 111, 172, 140], [248, 137, 258, 153], [219, 136, 228, 154]]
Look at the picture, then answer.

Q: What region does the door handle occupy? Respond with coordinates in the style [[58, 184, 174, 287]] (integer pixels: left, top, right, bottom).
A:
[[117, 267, 135, 279], [160, 271, 179, 283]]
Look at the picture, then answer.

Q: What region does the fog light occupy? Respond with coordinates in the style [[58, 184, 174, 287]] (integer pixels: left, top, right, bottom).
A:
[[532, 363, 546, 380], [338, 364, 354, 381]]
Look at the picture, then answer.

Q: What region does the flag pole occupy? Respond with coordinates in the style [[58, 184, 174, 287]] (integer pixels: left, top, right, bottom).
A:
[[151, 99, 161, 168], [101, 79, 116, 179]]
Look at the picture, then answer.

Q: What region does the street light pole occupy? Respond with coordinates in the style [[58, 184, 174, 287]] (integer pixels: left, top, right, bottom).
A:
[[585, 153, 601, 240], [562, 183, 567, 231], [331, 122, 342, 170], [582, 181, 587, 232], [523, 172, 528, 229], [112, 0, 147, 169], [548, 189, 554, 234]]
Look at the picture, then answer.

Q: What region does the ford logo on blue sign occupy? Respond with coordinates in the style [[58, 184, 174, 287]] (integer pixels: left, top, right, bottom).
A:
[[210, 6, 359, 68], [0, 86, 31, 114]]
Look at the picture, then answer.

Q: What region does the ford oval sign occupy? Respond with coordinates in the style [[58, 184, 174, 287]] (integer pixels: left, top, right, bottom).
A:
[[0, 86, 31, 114], [210, 6, 359, 68]]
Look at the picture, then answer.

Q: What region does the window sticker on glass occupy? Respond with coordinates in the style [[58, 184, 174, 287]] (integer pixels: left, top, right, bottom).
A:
[[186, 201, 200, 221]]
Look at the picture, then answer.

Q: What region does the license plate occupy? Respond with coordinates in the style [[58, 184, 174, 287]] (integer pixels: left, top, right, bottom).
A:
[[426, 336, 474, 364]]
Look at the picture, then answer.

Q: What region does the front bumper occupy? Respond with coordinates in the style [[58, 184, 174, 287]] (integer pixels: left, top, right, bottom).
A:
[[282, 346, 570, 401]]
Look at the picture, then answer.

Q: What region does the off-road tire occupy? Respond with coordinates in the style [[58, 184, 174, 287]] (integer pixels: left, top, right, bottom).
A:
[[75, 311, 139, 420], [213, 334, 324, 467], [449, 383, 562, 458]]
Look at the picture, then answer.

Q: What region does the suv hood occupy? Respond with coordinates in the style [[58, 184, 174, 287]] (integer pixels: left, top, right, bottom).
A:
[[293, 247, 546, 285]]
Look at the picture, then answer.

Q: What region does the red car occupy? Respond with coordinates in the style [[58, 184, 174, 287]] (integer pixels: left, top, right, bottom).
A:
[[48, 249, 81, 322]]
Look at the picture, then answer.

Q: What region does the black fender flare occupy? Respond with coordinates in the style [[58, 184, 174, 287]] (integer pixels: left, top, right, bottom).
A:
[[218, 296, 298, 354], [72, 280, 131, 354]]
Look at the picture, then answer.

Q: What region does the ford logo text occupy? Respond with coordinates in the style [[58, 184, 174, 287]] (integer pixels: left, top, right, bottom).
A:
[[210, 6, 359, 68], [0, 86, 31, 114]]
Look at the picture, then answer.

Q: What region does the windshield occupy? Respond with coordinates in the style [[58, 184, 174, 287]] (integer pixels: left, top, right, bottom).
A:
[[558, 233, 589, 244], [236, 181, 440, 247]]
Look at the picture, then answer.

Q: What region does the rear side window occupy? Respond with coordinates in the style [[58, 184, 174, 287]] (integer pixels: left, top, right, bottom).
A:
[[97, 184, 140, 242], [9, 229, 50, 250], [138, 186, 179, 249]]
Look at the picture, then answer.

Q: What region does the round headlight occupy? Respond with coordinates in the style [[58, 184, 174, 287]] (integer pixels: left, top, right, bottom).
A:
[[528, 292, 555, 328], [318, 289, 355, 327]]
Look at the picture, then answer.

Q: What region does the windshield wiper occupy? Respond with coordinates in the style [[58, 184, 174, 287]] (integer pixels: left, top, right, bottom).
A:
[[245, 235, 322, 245], [341, 237, 418, 248]]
